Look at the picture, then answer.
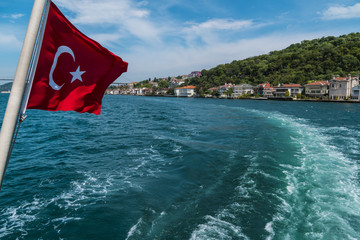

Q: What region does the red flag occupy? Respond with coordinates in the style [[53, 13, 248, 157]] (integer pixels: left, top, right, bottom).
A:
[[27, 2, 128, 115]]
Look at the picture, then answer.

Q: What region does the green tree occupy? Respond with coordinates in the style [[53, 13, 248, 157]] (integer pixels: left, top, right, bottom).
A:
[[157, 33, 360, 90], [158, 80, 169, 88], [225, 88, 234, 97], [342, 54, 360, 72]]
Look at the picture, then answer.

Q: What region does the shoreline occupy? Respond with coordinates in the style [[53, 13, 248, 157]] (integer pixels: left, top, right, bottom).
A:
[[107, 93, 360, 104]]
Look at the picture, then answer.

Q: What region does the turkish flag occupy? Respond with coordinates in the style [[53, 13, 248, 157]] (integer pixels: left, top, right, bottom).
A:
[[27, 2, 128, 115]]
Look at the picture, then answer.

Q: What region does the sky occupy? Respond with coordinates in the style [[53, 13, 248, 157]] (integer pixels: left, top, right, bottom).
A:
[[1, 0, 360, 83]]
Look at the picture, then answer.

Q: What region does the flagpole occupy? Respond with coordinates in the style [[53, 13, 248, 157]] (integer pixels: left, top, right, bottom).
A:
[[20, 0, 51, 117], [0, 0, 48, 190]]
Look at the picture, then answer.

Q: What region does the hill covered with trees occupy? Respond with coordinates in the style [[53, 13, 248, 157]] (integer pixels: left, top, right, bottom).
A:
[[186, 32, 360, 91], [0, 82, 12, 92]]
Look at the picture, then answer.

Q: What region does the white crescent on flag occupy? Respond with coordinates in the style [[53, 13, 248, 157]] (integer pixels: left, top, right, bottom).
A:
[[49, 46, 75, 90]]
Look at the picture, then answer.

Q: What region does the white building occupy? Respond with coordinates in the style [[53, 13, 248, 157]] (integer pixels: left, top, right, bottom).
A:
[[131, 88, 144, 95], [175, 86, 196, 97], [304, 81, 329, 98], [218, 83, 234, 96], [254, 83, 275, 97], [351, 85, 360, 100], [155, 88, 169, 95], [273, 84, 303, 98], [329, 75, 359, 100], [169, 78, 185, 89], [149, 81, 158, 87], [232, 84, 254, 97]]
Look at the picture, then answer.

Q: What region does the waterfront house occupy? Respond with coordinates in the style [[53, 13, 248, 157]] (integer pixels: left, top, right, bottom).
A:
[[232, 84, 254, 97], [329, 75, 359, 100], [206, 87, 218, 97], [169, 78, 185, 89], [155, 88, 169, 95], [131, 88, 142, 95], [175, 85, 196, 97], [254, 83, 274, 97], [273, 84, 303, 98], [132, 87, 152, 95], [304, 81, 329, 98], [351, 85, 360, 100], [218, 83, 234, 96], [143, 88, 153, 95], [208, 87, 218, 94]]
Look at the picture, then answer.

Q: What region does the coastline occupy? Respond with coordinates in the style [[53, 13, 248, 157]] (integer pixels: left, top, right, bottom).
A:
[[106, 93, 360, 104]]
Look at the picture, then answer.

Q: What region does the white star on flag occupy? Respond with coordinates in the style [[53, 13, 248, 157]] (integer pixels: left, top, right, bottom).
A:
[[70, 66, 86, 83]]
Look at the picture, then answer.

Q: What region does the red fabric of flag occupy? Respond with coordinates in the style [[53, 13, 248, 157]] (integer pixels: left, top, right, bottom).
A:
[[27, 2, 128, 115]]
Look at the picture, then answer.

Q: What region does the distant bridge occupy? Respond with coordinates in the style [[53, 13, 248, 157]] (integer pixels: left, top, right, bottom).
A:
[[111, 83, 128, 86]]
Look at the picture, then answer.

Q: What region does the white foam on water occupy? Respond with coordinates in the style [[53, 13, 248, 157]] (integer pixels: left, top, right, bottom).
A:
[[125, 217, 143, 240], [186, 105, 360, 239], [189, 214, 249, 240], [125, 145, 170, 178], [189, 156, 263, 240], [0, 171, 113, 239], [247, 110, 360, 239], [125, 208, 168, 240], [188, 147, 286, 240]]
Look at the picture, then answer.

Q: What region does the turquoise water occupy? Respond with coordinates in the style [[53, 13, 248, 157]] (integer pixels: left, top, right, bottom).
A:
[[0, 94, 360, 239]]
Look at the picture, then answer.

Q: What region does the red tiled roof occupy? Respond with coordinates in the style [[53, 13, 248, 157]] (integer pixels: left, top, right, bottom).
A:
[[175, 85, 196, 89], [276, 84, 302, 88], [306, 81, 329, 86], [284, 84, 302, 87], [257, 83, 272, 88], [334, 77, 347, 81]]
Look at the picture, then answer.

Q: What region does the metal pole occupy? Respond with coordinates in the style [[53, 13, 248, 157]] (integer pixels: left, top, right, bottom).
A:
[[21, 0, 51, 117], [0, 0, 48, 190]]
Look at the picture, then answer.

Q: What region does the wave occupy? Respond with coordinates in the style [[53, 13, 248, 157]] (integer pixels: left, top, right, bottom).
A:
[[190, 214, 249, 240], [0, 171, 113, 239], [247, 108, 360, 239], [188, 105, 360, 239]]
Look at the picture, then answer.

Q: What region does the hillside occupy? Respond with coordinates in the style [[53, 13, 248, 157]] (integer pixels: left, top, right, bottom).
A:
[[0, 82, 12, 92], [187, 32, 360, 90]]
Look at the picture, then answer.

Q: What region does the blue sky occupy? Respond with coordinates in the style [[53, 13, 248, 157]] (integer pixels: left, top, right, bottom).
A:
[[1, 0, 360, 83]]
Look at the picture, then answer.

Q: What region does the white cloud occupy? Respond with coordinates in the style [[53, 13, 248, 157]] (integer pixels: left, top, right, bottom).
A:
[[0, 33, 22, 49], [89, 33, 123, 46], [186, 19, 253, 32], [1, 13, 25, 20], [322, 3, 360, 20], [10, 14, 24, 19], [55, 0, 161, 44], [182, 19, 265, 45], [120, 32, 331, 82]]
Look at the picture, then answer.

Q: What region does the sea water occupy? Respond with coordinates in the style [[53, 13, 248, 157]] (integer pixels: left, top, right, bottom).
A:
[[0, 94, 359, 239]]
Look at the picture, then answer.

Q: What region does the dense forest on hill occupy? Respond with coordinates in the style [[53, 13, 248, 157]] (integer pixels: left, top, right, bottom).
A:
[[186, 32, 360, 90]]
